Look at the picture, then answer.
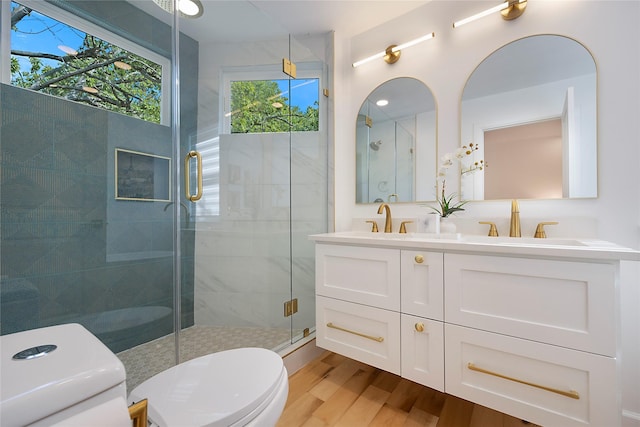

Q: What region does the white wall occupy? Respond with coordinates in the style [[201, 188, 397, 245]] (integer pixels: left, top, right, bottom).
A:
[[333, 1, 640, 424]]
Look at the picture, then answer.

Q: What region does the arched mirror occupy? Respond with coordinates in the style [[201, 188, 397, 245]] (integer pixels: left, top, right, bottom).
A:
[[460, 35, 597, 200], [356, 77, 437, 204]]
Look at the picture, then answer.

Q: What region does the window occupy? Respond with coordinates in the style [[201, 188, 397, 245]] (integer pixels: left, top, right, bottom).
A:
[[3, 1, 169, 124], [223, 67, 321, 134]]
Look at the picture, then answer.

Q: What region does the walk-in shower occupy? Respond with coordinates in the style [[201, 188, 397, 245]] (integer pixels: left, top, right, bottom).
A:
[[1, 0, 330, 390]]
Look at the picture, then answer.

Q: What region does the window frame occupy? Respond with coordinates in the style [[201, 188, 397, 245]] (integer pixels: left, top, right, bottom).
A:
[[1, 0, 171, 125]]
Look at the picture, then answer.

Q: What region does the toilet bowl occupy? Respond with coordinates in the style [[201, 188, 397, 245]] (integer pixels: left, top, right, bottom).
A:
[[128, 347, 289, 427], [0, 324, 288, 427]]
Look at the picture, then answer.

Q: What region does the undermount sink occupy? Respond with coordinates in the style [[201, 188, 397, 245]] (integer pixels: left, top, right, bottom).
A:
[[457, 235, 588, 246], [328, 231, 589, 246]]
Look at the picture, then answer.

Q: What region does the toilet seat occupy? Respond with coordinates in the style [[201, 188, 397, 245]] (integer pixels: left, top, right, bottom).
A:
[[128, 347, 288, 427]]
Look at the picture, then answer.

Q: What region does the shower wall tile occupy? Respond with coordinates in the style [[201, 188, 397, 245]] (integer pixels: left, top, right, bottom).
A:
[[1, 83, 181, 342], [291, 134, 329, 185], [195, 287, 290, 329], [195, 131, 327, 329], [1, 0, 200, 344]]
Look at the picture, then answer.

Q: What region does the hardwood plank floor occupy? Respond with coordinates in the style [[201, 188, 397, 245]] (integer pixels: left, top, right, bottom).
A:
[[277, 351, 541, 427]]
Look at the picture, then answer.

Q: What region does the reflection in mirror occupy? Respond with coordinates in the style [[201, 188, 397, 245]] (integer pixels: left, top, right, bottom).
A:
[[461, 35, 597, 200], [356, 78, 437, 204]]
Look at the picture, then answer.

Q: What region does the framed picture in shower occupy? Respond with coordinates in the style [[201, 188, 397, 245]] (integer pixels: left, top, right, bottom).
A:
[[115, 148, 171, 201]]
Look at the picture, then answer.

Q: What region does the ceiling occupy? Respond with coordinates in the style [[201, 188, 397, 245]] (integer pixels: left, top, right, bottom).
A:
[[129, 0, 431, 43]]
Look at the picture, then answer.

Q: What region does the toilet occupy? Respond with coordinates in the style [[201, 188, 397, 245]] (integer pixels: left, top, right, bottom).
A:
[[0, 324, 288, 427], [128, 347, 289, 427]]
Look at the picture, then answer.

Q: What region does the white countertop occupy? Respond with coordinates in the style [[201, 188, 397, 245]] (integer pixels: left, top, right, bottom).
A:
[[310, 231, 640, 262]]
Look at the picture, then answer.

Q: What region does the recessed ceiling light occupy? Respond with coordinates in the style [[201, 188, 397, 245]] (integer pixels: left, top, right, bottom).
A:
[[376, 99, 389, 107], [179, 0, 203, 18], [152, 0, 203, 19]]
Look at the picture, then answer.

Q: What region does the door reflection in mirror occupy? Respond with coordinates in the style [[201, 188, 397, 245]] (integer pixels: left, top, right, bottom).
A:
[[461, 35, 597, 201]]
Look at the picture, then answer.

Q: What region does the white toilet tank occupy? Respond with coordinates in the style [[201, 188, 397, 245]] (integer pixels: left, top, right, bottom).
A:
[[0, 323, 129, 427]]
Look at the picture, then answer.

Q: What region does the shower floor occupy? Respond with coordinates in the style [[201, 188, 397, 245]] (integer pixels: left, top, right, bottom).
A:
[[117, 325, 293, 391]]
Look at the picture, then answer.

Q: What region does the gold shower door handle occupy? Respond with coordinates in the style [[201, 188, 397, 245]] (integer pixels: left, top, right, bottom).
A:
[[184, 150, 203, 201], [467, 363, 580, 400]]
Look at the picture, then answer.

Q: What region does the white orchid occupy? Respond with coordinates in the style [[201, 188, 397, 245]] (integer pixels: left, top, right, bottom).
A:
[[432, 143, 483, 217], [440, 152, 454, 168]]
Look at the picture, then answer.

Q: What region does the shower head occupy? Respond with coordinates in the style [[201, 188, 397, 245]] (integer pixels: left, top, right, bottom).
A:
[[369, 140, 382, 151]]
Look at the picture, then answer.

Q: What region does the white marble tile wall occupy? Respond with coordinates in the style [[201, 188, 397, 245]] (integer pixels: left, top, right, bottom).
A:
[[194, 131, 326, 330]]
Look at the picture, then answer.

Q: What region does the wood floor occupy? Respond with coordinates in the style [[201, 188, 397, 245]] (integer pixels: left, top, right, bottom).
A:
[[277, 351, 541, 427]]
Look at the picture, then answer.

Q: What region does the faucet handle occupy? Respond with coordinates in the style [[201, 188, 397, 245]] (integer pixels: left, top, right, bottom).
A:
[[399, 221, 413, 234], [366, 220, 379, 233], [534, 221, 558, 238], [479, 221, 499, 237]]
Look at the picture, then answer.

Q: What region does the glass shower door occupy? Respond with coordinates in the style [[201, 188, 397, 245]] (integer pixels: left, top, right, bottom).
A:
[[0, 0, 182, 390]]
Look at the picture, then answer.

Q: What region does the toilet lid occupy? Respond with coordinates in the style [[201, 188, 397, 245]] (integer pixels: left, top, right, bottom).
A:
[[128, 347, 285, 427]]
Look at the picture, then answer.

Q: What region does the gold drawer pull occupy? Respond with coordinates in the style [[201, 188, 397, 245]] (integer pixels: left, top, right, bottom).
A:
[[467, 363, 580, 400], [327, 322, 384, 342], [414, 255, 424, 264], [415, 322, 425, 332]]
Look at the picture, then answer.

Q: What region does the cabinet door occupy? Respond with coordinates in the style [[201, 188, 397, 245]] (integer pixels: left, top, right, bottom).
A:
[[445, 324, 618, 427], [401, 250, 443, 320], [401, 314, 444, 391], [444, 254, 617, 356], [316, 296, 401, 374], [316, 243, 400, 310]]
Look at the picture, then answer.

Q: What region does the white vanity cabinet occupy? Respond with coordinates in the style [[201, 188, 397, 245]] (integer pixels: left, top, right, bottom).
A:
[[444, 253, 619, 426], [399, 250, 444, 390], [315, 244, 444, 390], [312, 233, 637, 427], [315, 244, 401, 373]]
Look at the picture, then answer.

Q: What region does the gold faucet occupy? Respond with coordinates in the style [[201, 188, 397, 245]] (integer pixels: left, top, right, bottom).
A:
[[509, 199, 521, 237], [377, 203, 393, 233]]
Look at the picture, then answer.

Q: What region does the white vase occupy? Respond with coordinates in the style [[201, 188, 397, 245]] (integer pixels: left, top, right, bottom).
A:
[[440, 217, 457, 234]]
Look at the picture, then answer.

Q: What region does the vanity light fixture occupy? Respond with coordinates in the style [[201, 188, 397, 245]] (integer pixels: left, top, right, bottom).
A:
[[352, 32, 435, 68], [453, 0, 527, 28]]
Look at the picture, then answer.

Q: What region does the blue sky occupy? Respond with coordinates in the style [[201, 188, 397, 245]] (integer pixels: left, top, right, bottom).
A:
[[277, 79, 319, 111], [11, 2, 86, 69]]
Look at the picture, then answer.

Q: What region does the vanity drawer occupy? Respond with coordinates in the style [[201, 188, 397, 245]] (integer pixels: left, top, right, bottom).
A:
[[444, 254, 616, 356], [401, 314, 444, 391], [316, 295, 400, 374], [445, 324, 618, 427], [316, 243, 400, 310], [400, 250, 444, 320]]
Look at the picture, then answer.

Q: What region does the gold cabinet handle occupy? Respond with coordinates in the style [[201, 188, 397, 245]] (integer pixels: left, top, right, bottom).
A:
[[184, 150, 203, 202], [414, 254, 424, 264], [326, 322, 384, 342], [415, 322, 425, 332], [467, 363, 580, 400]]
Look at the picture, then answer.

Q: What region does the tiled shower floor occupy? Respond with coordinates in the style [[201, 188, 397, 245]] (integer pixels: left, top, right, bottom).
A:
[[117, 325, 292, 391]]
